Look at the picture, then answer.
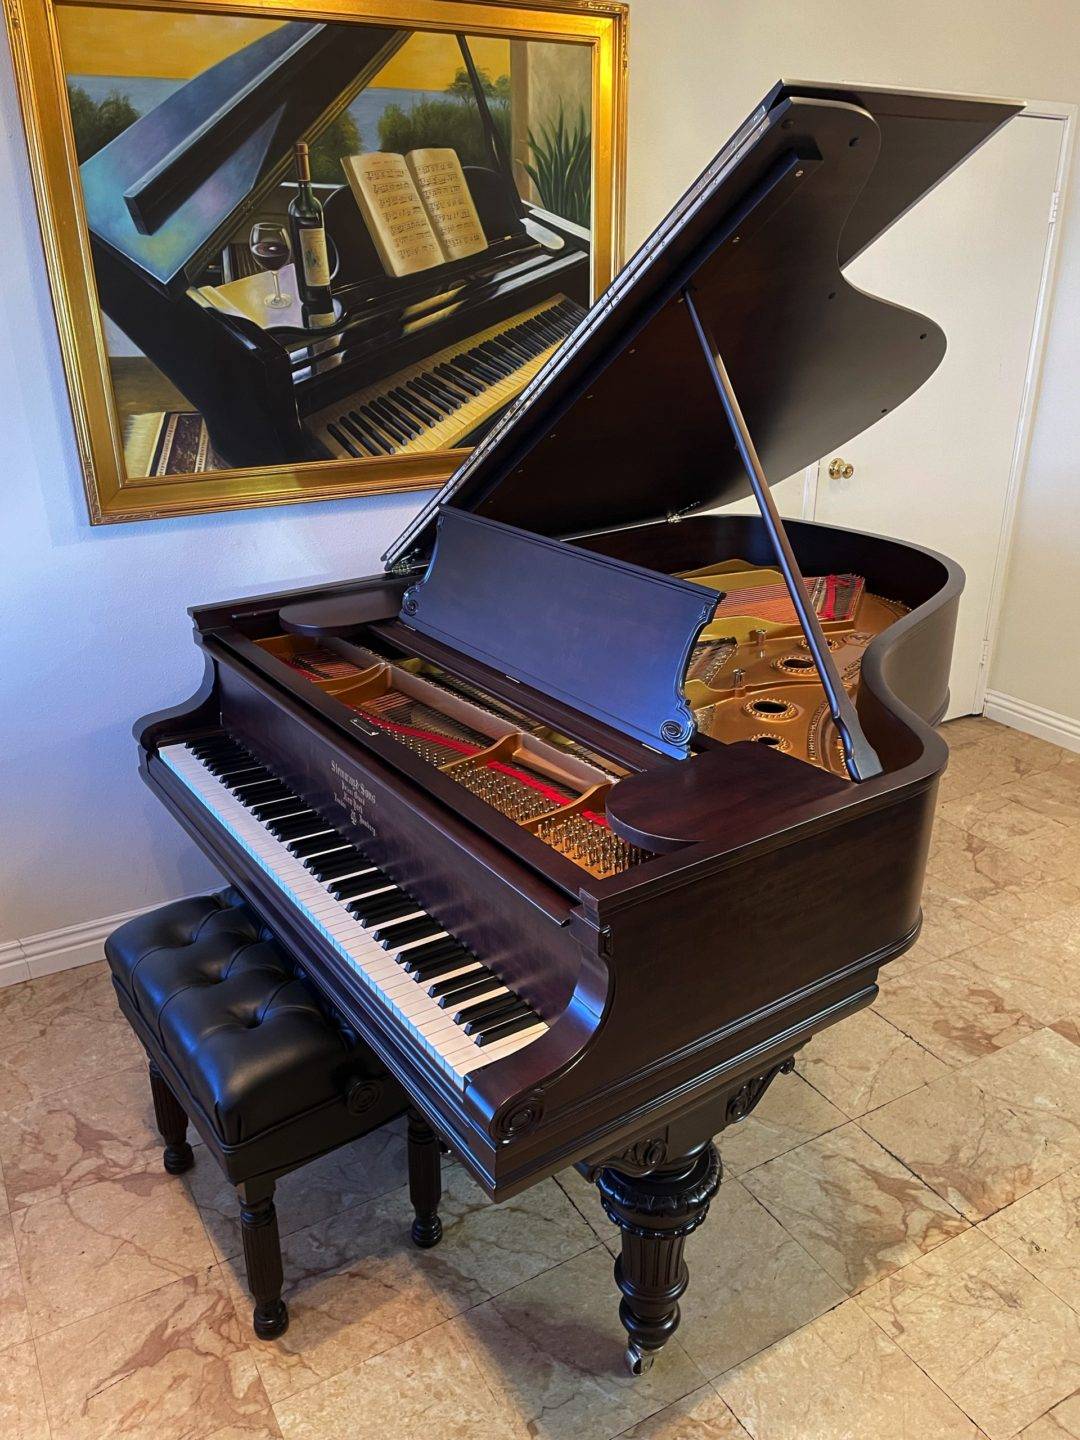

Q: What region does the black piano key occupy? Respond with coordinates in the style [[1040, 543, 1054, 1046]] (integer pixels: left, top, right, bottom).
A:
[[426, 966, 489, 1000], [345, 411, 391, 455], [327, 421, 363, 458], [356, 405, 401, 449], [456, 992, 522, 1031], [474, 1010, 541, 1046], [409, 952, 476, 982], [336, 416, 376, 457], [374, 395, 419, 438], [349, 891, 416, 926], [366, 400, 410, 444], [493, 331, 536, 363], [250, 800, 305, 823], [467, 1000, 535, 1039], [188, 738, 238, 759], [420, 372, 466, 406], [307, 850, 367, 879], [436, 363, 481, 396], [435, 975, 502, 1008], [401, 939, 466, 973], [522, 315, 560, 345], [228, 778, 286, 799], [267, 812, 319, 839], [397, 936, 462, 968], [468, 342, 512, 375], [329, 871, 387, 900], [391, 387, 437, 427], [372, 915, 441, 947], [484, 337, 525, 369], [250, 796, 304, 820], [475, 341, 516, 376], [287, 831, 342, 858], [204, 756, 260, 778], [409, 377, 454, 413], [457, 352, 502, 384]]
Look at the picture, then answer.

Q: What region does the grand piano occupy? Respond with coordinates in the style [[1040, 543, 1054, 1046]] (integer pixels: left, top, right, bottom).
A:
[[81, 22, 590, 469], [137, 80, 1020, 1371]]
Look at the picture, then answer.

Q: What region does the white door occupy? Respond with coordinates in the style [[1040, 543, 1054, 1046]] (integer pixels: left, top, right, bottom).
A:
[[811, 112, 1064, 718]]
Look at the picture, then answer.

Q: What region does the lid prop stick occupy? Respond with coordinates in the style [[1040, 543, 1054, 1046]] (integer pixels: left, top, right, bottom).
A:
[[683, 283, 883, 781]]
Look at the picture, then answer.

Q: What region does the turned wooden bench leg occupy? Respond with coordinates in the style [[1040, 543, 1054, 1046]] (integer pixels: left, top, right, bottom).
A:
[[407, 1107, 443, 1248], [148, 1060, 194, 1175], [238, 1177, 288, 1339]]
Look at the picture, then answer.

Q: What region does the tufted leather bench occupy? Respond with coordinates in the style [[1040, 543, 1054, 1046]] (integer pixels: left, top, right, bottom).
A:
[[106, 888, 443, 1338]]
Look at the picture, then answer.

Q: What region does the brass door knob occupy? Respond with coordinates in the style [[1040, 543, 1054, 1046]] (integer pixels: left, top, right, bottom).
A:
[[829, 457, 854, 480]]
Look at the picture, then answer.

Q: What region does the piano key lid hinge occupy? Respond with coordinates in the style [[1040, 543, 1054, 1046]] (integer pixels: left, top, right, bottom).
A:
[[682, 283, 883, 783]]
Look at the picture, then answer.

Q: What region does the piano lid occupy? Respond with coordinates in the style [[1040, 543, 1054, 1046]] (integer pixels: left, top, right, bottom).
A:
[[385, 80, 1021, 570], [81, 22, 407, 292]]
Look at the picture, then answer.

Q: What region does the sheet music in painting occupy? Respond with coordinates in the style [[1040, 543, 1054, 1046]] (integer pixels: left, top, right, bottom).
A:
[[404, 148, 487, 262], [340, 148, 486, 277]]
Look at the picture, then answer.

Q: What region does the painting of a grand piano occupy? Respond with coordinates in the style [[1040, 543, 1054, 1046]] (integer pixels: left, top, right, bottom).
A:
[[22, 1, 624, 514]]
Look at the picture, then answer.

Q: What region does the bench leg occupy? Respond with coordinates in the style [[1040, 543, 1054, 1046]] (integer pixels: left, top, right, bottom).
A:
[[148, 1061, 194, 1175], [407, 1107, 443, 1249], [238, 1178, 289, 1339]]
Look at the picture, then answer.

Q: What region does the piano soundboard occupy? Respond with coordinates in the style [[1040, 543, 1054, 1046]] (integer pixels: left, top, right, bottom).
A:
[[308, 296, 584, 459]]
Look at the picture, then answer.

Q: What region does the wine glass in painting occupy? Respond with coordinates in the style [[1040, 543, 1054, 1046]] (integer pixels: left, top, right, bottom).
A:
[[249, 223, 292, 309]]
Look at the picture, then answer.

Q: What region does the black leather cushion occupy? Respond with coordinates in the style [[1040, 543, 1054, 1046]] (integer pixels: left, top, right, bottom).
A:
[[106, 889, 380, 1146]]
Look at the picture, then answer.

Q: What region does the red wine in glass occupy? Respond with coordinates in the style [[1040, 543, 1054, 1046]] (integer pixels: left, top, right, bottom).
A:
[[249, 222, 292, 309]]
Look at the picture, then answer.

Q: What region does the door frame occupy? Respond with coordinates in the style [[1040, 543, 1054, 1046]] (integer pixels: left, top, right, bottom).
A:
[[800, 101, 1076, 715]]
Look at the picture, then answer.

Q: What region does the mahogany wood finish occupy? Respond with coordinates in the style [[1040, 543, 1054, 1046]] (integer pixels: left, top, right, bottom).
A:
[[133, 81, 1017, 1368], [597, 1141, 722, 1375]]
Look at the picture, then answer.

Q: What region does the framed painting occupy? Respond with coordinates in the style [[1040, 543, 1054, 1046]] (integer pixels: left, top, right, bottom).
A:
[[4, 0, 627, 521]]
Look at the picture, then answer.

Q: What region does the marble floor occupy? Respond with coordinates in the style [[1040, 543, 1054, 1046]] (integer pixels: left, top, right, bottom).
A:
[[1, 716, 1079, 1440]]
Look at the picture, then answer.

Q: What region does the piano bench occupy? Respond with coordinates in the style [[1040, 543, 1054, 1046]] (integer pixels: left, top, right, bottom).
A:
[[104, 887, 444, 1339]]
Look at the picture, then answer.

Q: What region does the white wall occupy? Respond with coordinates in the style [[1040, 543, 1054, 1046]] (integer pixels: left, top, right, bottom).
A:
[[3, 0, 1079, 947], [622, 0, 1080, 733], [0, 46, 431, 945]]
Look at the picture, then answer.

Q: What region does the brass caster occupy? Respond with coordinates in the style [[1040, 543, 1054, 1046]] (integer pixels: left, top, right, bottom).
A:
[[625, 1343, 655, 1376]]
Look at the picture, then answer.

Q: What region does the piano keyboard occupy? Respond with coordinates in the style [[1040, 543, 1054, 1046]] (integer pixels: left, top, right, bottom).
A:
[[160, 736, 549, 1091], [309, 296, 584, 459]]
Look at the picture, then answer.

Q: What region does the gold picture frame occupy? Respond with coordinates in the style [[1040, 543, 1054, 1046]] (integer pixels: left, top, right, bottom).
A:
[[4, 0, 627, 522]]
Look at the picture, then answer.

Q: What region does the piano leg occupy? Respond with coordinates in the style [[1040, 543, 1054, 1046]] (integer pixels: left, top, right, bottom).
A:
[[595, 1140, 723, 1375], [407, 1108, 444, 1249]]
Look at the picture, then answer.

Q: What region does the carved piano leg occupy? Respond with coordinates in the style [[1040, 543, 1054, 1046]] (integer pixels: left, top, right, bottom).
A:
[[148, 1060, 194, 1175], [596, 1140, 722, 1375], [407, 1107, 443, 1249]]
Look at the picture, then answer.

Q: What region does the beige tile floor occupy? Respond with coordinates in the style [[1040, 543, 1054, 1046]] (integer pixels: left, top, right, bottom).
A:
[[1, 717, 1079, 1439]]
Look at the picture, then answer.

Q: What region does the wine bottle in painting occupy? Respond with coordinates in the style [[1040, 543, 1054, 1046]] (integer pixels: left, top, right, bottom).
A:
[[289, 142, 335, 328]]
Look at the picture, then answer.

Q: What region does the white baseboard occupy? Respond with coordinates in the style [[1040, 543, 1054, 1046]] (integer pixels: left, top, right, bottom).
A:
[[983, 690, 1080, 754], [0, 901, 171, 991]]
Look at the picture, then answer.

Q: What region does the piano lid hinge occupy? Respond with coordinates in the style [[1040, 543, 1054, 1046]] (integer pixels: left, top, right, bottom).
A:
[[6, 0, 20, 29], [598, 925, 613, 957]]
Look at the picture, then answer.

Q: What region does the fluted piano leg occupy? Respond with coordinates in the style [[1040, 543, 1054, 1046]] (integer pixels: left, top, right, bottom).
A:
[[596, 1140, 722, 1375]]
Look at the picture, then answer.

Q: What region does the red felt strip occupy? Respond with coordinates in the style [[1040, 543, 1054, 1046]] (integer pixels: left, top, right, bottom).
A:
[[352, 708, 610, 825]]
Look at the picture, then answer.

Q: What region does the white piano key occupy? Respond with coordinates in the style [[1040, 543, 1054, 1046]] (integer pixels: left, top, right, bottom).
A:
[[160, 742, 548, 1089]]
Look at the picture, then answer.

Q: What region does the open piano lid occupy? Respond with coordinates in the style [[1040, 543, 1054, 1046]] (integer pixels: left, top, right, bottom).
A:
[[81, 22, 407, 293], [385, 80, 1021, 571]]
